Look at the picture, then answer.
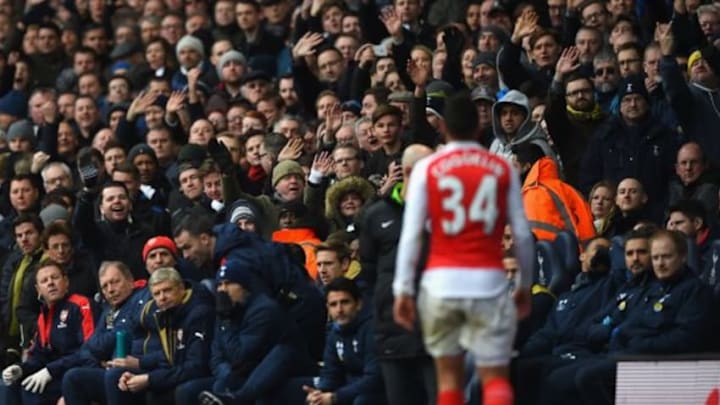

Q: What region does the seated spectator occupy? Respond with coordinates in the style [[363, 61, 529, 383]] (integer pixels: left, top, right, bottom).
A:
[[588, 180, 616, 234], [324, 176, 376, 234], [315, 242, 352, 288], [60, 261, 148, 405], [490, 90, 556, 161], [1, 260, 94, 405], [41, 222, 97, 299], [187, 259, 314, 404], [666, 199, 719, 276], [601, 178, 650, 237], [667, 142, 719, 220], [103, 267, 214, 404], [0, 214, 45, 359]]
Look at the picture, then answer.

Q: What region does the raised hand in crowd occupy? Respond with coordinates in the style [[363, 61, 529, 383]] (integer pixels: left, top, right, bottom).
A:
[[380, 6, 403, 40], [554, 46, 581, 82], [378, 160, 403, 197], [293, 32, 325, 61], [355, 44, 376, 69], [278, 137, 304, 162], [30, 151, 50, 174], [41, 98, 58, 124], [311, 150, 333, 178], [408, 58, 430, 96], [511, 9, 539, 45], [657, 21, 674, 56], [127, 91, 158, 121]]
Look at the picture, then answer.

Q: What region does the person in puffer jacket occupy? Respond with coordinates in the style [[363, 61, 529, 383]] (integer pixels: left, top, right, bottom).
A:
[[1, 260, 95, 405]]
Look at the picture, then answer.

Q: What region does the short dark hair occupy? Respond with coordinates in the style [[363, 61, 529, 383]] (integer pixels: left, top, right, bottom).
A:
[[173, 213, 214, 238], [624, 227, 655, 248], [14, 213, 44, 233], [112, 161, 141, 181], [511, 143, 545, 167], [668, 199, 707, 225], [42, 222, 73, 250], [100, 181, 129, 199], [565, 72, 594, 90], [325, 277, 361, 301], [316, 241, 350, 262], [444, 90, 479, 140]]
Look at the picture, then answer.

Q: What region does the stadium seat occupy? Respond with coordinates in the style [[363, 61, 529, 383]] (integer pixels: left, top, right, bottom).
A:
[[686, 236, 700, 274], [610, 235, 626, 272], [553, 231, 580, 277], [534, 240, 572, 295]]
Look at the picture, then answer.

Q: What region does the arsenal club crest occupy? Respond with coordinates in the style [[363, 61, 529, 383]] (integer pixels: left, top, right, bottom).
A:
[[58, 309, 69, 329]]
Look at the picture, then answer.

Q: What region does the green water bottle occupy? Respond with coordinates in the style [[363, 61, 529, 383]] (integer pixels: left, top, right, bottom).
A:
[[115, 330, 128, 358]]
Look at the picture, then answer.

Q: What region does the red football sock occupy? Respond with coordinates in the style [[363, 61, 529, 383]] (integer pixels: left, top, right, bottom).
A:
[[482, 377, 514, 405], [438, 389, 464, 405]]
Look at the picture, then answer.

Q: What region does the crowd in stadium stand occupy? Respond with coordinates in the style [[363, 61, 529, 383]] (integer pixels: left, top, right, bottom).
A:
[[0, 0, 718, 403]]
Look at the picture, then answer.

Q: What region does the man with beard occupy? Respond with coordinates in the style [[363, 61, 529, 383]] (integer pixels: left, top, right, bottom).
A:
[[580, 75, 678, 220], [208, 50, 247, 109], [0, 215, 45, 362], [545, 47, 606, 188], [592, 51, 620, 113]]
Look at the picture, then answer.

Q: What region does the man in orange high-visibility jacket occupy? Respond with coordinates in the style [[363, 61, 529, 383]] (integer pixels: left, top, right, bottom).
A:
[[513, 144, 596, 245]]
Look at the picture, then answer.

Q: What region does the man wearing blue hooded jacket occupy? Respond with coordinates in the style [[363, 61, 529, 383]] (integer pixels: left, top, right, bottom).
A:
[[191, 259, 315, 405]]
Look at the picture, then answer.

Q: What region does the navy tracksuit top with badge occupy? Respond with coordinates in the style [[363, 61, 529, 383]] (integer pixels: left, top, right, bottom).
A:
[[608, 267, 715, 355]]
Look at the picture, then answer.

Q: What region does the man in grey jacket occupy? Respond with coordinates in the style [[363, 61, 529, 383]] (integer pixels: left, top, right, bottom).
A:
[[489, 90, 557, 163]]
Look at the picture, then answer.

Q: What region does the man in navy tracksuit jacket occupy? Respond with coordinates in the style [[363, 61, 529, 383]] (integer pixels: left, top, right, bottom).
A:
[[175, 218, 326, 360], [61, 261, 149, 405], [304, 278, 386, 405], [1, 261, 95, 405], [540, 230, 716, 405], [103, 267, 214, 405], [189, 259, 316, 405], [514, 238, 615, 405]]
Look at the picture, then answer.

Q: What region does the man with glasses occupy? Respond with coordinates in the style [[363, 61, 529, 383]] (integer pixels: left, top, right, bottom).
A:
[[545, 46, 606, 188], [332, 144, 364, 181], [592, 51, 620, 112], [616, 43, 643, 78]]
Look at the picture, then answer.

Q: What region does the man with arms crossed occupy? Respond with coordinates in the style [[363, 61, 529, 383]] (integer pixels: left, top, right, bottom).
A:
[[393, 90, 535, 405]]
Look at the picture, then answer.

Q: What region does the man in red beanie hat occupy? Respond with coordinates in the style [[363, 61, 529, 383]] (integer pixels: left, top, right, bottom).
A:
[[142, 236, 203, 281]]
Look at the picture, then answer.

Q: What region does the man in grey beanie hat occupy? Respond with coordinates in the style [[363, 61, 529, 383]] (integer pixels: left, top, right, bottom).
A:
[[39, 203, 71, 227], [6, 119, 35, 153], [176, 35, 205, 65], [216, 50, 247, 78]]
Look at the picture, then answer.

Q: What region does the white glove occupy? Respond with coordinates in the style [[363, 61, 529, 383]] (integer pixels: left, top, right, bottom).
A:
[[21, 367, 51, 393], [2, 364, 22, 386]]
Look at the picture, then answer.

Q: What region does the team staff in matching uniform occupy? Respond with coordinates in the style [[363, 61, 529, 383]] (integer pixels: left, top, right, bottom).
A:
[[1, 260, 95, 405]]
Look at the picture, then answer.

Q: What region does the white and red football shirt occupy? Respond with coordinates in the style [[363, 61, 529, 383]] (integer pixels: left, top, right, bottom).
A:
[[393, 141, 534, 299]]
